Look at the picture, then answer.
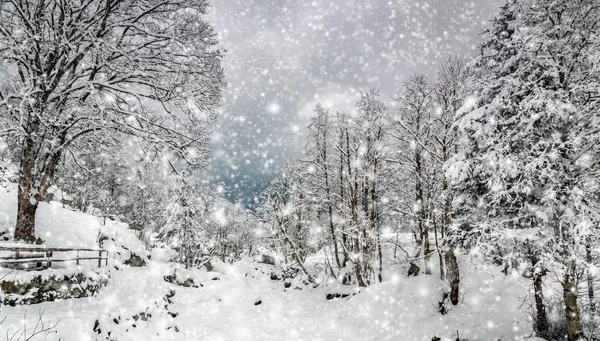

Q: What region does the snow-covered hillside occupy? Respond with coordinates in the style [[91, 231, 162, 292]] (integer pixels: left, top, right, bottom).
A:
[[0, 185, 541, 341]]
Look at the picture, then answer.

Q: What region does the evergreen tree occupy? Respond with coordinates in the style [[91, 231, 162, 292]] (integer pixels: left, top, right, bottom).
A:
[[449, 0, 600, 338]]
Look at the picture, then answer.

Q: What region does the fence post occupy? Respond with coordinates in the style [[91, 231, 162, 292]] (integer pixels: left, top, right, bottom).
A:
[[15, 250, 19, 260], [76, 251, 80, 265], [98, 250, 102, 268], [47, 251, 53, 268]]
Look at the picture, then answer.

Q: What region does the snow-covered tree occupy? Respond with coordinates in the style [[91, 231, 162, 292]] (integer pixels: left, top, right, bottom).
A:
[[162, 181, 215, 269], [433, 56, 471, 303], [210, 196, 258, 263], [390, 75, 437, 276], [449, 0, 600, 338], [258, 168, 318, 285], [258, 90, 391, 288], [0, 0, 225, 242], [302, 104, 342, 269], [353, 89, 388, 284]]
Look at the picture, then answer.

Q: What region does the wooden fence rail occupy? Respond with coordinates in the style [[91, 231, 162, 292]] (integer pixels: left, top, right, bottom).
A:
[[0, 246, 108, 270]]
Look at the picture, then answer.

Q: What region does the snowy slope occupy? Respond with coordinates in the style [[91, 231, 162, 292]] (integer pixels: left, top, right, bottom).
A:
[[0, 184, 146, 260]]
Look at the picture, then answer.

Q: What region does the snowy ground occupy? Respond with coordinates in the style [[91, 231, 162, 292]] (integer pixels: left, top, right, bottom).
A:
[[0, 186, 539, 341], [2, 261, 535, 341]]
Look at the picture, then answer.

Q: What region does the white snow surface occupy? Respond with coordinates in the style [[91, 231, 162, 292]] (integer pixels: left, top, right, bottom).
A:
[[0, 185, 539, 341]]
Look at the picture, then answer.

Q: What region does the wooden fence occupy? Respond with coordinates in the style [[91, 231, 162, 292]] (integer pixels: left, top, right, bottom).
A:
[[0, 246, 108, 270]]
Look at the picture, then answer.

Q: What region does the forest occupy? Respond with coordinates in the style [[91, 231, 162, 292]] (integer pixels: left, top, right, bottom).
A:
[[0, 0, 599, 340]]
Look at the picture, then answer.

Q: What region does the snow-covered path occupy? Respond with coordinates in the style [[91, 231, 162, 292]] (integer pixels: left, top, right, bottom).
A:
[[2, 257, 533, 341]]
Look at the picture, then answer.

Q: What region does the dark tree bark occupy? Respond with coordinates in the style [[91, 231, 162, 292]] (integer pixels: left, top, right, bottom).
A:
[[445, 247, 460, 305], [586, 236, 596, 316], [15, 137, 62, 242], [564, 262, 581, 341], [533, 271, 548, 338], [339, 125, 350, 268], [353, 229, 366, 287], [433, 217, 444, 281], [414, 148, 431, 275], [15, 121, 39, 242]]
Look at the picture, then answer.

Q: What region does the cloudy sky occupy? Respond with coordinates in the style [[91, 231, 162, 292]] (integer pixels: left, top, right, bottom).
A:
[[205, 0, 504, 208]]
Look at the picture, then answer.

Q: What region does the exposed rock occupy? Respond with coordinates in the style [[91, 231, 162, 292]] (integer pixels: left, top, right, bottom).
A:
[[165, 273, 201, 288], [408, 263, 420, 277], [259, 254, 276, 265], [124, 253, 146, 267], [163, 274, 176, 283], [93, 320, 101, 334], [1, 272, 108, 306], [1, 280, 14, 293], [281, 267, 300, 279], [325, 293, 350, 300], [342, 272, 353, 285]]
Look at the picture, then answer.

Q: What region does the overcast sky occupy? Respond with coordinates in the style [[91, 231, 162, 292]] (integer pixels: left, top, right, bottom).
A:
[[205, 0, 505, 208]]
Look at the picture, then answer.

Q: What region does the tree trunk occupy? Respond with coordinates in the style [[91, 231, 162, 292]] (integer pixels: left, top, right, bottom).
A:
[[564, 262, 581, 341], [445, 247, 460, 305], [586, 237, 596, 316], [371, 157, 382, 283], [278, 220, 318, 286], [339, 128, 350, 268], [376, 228, 383, 283], [317, 118, 341, 271], [441, 139, 450, 239], [433, 217, 444, 280], [328, 204, 341, 270], [353, 229, 366, 287], [533, 271, 549, 338], [346, 130, 365, 287], [15, 194, 38, 242], [423, 226, 431, 275], [414, 149, 430, 275], [324, 162, 340, 269], [393, 231, 399, 259], [342, 233, 349, 267], [15, 129, 63, 242], [15, 130, 38, 242]]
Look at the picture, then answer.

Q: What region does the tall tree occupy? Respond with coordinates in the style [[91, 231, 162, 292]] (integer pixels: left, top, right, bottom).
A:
[[449, 0, 600, 338], [433, 56, 471, 302], [259, 168, 319, 286], [304, 104, 342, 270], [355, 89, 388, 283], [0, 0, 225, 241], [391, 75, 436, 276]]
